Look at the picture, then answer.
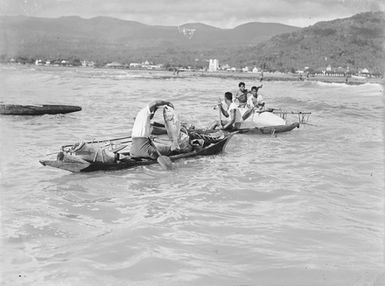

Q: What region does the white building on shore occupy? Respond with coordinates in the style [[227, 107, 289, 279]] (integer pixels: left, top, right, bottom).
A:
[[208, 59, 219, 72], [242, 66, 249, 72]]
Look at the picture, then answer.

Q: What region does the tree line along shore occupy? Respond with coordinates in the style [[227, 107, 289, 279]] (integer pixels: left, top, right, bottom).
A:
[[1, 60, 383, 86]]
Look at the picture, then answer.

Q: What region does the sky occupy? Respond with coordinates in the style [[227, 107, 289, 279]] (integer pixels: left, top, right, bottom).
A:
[[1, 0, 384, 28]]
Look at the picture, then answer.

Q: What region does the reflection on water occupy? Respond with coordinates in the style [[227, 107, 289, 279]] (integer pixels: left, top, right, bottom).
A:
[[0, 66, 384, 285]]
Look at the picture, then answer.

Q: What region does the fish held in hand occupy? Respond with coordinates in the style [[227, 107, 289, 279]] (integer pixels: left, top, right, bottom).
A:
[[163, 106, 181, 151]]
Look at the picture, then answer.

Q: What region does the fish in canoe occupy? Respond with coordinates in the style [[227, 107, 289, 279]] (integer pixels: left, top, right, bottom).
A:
[[163, 105, 181, 151]]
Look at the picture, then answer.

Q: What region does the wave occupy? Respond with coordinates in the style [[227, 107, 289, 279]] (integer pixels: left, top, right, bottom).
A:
[[299, 80, 383, 91], [313, 81, 350, 88]]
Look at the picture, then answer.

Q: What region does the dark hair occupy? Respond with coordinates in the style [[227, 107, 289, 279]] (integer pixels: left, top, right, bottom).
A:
[[238, 82, 245, 87], [251, 85, 262, 92], [224, 92, 233, 101]]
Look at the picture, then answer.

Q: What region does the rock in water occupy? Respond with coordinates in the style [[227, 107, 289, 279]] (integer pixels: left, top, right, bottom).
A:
[[163, 106, 181, 151]]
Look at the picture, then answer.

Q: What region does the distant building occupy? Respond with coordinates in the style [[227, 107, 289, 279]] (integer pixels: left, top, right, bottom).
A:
[[129, 61, 162, 70], [242, 66, 249, 72], [360, 68, 369, 74], [221, 64, 230, 70], [105, 62, 124, 68], [208, 59, 219, 72], [252, 67, 259, 73], [149, 64, 162, 70], [81, 60, 95, 67], [312, 66, 346, 77]]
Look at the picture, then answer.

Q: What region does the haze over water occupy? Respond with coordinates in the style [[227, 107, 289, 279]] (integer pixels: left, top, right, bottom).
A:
[[0, 65, 384, 285]]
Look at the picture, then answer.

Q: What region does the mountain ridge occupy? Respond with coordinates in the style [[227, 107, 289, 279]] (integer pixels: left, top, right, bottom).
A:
[[229, 11, 385, 72], [0, 15, 300, 62], [0, 12, 384, 73]]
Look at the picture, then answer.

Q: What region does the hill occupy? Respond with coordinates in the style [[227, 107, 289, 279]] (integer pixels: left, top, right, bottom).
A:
[[0, 12, 383, 73], [0, 15, 298, 65], [232, 11, 385, 73]]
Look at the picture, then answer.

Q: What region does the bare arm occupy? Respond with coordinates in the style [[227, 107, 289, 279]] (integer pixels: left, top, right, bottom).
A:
[[222, 109, 236, 129], [257, 102, 265, 110], [148, 100, 174, 113], [242, 107, 254, 120], [218, 103, 229, 118]]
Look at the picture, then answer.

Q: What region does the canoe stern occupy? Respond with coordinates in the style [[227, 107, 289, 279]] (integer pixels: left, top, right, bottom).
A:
[[39, 152, 90, 173]]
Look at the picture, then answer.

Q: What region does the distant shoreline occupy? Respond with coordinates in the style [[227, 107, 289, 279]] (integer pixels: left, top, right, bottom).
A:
[[179, 71, 384, 85], [1, 63, 383, 86]]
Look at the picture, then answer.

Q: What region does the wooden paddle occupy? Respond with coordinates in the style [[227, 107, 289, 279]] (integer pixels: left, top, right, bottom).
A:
[[149, 138, 173, 170]]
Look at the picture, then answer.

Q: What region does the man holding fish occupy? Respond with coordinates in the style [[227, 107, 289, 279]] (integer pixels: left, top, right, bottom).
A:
[[130, 100, 180, 161]]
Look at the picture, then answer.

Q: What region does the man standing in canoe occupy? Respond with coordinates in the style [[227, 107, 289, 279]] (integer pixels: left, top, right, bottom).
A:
[[130, 100, 174, 159]]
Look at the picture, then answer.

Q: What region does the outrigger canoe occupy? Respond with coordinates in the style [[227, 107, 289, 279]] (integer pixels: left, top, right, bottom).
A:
[[151, 120, 300, 136], [0, 104, 81, 115], [39, 132, 234, 173]]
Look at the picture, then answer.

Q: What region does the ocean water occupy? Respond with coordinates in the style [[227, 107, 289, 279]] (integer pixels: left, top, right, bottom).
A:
[[0, 65, 384, 285]]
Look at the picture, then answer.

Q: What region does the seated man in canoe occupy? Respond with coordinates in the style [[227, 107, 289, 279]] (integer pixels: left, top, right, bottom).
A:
[[234, 82, 249, 108], [208, 92, 242, 131], [242, 85, 265, 120]]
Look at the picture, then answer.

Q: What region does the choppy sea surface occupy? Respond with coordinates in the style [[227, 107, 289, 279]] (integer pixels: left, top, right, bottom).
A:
[[0, 65, 384, 286]]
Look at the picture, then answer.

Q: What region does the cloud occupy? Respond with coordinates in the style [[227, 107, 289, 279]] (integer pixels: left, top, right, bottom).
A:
[[1, 0, 384, 27]]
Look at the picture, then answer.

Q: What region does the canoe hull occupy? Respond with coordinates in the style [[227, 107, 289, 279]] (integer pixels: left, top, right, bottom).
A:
[[40, 133, 233, 173], [152, 119, 299, 136], [0, 104, 81, 115]]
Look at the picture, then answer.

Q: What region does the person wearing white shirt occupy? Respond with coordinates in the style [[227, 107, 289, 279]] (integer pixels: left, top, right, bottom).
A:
[[243, 85, 265, 120], [130, 100, 174, 159], [209, 92, 242, 131]]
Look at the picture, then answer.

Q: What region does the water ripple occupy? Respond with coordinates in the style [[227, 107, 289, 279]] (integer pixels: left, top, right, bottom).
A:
[[1, 66, 383, 285]]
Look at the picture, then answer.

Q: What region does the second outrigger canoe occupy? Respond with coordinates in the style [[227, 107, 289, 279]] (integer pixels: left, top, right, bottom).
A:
[[0, 104, 81, 115], [151, 120, 300, 136], [40, 131, 235, 173]]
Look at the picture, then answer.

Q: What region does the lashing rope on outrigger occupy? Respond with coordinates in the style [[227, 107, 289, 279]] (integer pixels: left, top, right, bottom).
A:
[[272, 110, 312, 124]]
